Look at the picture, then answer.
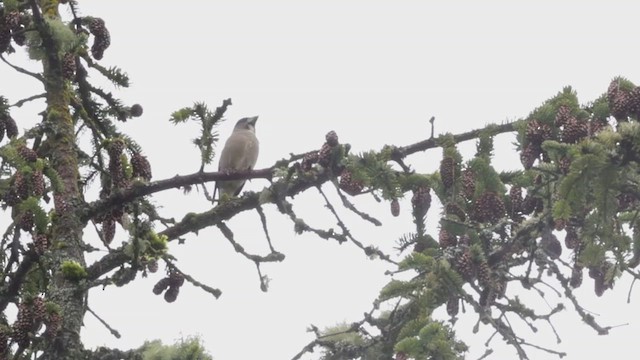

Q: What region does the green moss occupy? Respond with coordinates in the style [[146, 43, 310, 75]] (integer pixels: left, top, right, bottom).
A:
[[61, 260, 88, 281], [149, 232, 168, 251]]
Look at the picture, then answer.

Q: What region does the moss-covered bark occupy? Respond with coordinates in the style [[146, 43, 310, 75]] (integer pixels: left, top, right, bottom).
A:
[[36, 0, 87, 358]]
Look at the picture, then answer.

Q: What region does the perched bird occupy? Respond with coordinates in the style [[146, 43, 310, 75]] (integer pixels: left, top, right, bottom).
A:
[[215, 116, 260, 201]]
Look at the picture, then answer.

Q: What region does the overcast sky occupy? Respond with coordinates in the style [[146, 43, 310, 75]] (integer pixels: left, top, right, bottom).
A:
[[3, 1, 640, 359]]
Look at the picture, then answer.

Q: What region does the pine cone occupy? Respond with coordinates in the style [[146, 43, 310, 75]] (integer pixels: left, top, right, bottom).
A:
[[13, 171, 29, 200], [32, 297, 46, 322], [88, 18, 111, 60], [522, 195, 543, 215], [325, 130, 339, 146], [628, 87, 640, 118], [455, 250, 475, 281], [461, 169, 475, 199], [588, 264, 612, 297], [102, 217, 116, 245], [2, 188, 19, 207], [555, 105, 572, 127], [18, 145, 37, 162], [611, 92, 630, 120], [317, 143, 333, 168], [438, 228, 457, 249], [476, 260, 492, 288], [618, 192, 636, 211], [131, 153, 152, 181], [164, 285, 180, 303], [411, 186, 431, 217], [588, 119, 608, 136], [33, 233, 49, 255], [446, 297, 459, 316], [445, 202, 466, 222], [53, 193, 70, 215], [390, 198, 400, 217], [339, 170, 364, 196], [107, 138, 125, 156], [44, 312, 62, 339], [301, 151, 319, 171], [152, 277, 171, 295], [471, 191, 505, 224], [12, 302, 34, 347], [147, 259, 159, 273], [540, 231, 562, 259], [525, 119, 552, 146], [520, 143, 540, 169], [561, 117, 588, 144], [508, 186, 522, 217], [130, 104, 143, 117], [109, 155, 126, 189], [31, 170, 45, 197], [607, 79, 621, 104], [4, 115, 18, 138], [169, 271, 185, 288], [19, 210, 34, 232], [62, 53, 76, 80], [439, 156, 456, 190]]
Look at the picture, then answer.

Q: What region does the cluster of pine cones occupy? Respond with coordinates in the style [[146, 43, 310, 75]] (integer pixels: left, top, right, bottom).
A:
[[85, 17, 111, 60], [153, 271, 185, 303], [608, 79, 640, 120], [299, 130, 366, 196], [98, 139, 152, 246], [3, 297, 61, 351], [0, 8, 28, 53]]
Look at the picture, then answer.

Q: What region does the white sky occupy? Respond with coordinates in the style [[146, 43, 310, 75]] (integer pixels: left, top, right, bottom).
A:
[[3, 1, 640, 359]]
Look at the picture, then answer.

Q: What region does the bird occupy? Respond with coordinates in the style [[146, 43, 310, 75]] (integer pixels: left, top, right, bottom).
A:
[[214, 116, 260, 201]]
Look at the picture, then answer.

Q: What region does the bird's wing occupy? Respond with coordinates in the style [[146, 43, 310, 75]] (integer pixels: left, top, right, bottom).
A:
[[217, 130, 259, 197]]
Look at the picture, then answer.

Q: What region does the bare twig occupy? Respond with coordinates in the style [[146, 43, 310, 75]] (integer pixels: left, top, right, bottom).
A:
[[87, 306, 121, 339], [0, 55, 43, 82], [11, 93, 46, 107]]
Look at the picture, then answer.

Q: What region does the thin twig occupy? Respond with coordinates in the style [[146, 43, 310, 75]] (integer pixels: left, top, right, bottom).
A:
[[11, 93, 46, 107], [87, 306, 121, 338], [0, 54, 44, 82]]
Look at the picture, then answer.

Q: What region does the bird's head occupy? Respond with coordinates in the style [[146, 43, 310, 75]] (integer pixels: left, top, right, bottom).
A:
[[233, 116, 259, 132]]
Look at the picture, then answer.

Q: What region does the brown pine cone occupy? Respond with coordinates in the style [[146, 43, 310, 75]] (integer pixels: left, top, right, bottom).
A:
[[439, 156, 456, 190], [471, 191, 505, 224], [164, 286, 180, 303], [88, 18, 111, 60], [153, 277, 171, 295], [325, 130, 339, 146], [339, 170, 364, 196], [438, 228, 457, 249], [131, 153, 152, 181], [446, 297, 459, 316], [390, 198, 400, 217]]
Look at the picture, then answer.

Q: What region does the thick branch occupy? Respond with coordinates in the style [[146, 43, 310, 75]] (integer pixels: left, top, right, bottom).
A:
[[85, 121, 523, 281], [395, 121, 519, 158], [80, 168, 273, 223]]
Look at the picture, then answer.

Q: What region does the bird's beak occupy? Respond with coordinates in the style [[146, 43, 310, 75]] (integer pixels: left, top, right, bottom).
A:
[[247, 116, 259, 126]]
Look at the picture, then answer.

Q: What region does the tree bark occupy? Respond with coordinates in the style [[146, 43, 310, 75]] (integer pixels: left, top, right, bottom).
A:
[[35, 0, 87, 358]]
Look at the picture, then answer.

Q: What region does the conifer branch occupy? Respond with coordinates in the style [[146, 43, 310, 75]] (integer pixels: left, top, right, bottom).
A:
[[0, 55, 43, 82], [11, 93, 46, 108]]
